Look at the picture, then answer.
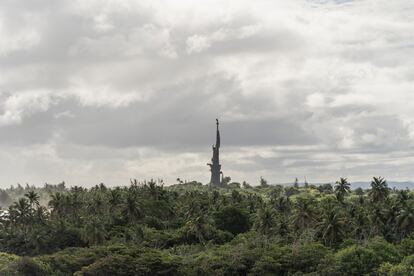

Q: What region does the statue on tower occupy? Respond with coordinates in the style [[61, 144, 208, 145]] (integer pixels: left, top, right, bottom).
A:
[[208, 119, 222, 188]]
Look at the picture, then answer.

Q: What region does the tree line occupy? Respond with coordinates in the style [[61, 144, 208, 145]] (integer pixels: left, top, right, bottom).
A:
[[0, 177, 414, 275]]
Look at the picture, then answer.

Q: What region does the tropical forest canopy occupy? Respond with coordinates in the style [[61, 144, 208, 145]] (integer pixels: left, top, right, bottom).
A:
[[0, 177, 414, 275]]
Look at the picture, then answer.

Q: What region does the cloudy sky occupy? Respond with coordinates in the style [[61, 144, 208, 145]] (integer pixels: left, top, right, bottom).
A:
[[0, 0, 413, 187]]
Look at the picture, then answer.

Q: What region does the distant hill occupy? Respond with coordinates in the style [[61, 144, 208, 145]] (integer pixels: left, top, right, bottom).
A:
[[273, 181, 414, 190], [351, 181, 414, 190]]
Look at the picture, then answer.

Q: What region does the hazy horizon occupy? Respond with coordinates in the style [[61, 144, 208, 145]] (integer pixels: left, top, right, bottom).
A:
[[1, 0, 414, 187]]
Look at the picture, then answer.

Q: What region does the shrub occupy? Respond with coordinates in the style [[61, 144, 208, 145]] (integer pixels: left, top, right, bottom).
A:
[[1, 257, 52, 276], [214, 205, 251, 235]]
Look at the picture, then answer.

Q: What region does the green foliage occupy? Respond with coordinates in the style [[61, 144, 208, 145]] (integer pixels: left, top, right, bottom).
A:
[[369, 177, 389, 203], [1, 178, 414, 274], [334, 245, 379, 275], [259, 177, 268, 188], [334, 177, 351, 203], [0, 256, 52, 276], [0, 252, 19, 270], [35, 245, 180, 275], [378, 255, 414, 276], [214, 205, 250, 235], [328, 239, 400, 276], [74, 247, 180, 275]]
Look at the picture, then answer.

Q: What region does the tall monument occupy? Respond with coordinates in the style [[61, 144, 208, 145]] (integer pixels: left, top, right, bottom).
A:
[[208, 119, 222, 187]]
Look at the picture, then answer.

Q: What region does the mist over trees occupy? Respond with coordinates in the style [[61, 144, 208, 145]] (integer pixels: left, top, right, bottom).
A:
[[0, 177, 414, 274]]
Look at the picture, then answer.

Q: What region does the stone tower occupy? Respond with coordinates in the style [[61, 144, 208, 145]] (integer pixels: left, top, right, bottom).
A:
[[208, 119, 222, 187]]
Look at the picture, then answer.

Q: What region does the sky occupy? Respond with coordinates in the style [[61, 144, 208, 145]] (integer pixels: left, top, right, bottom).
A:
[[0, 0, 414, 187]]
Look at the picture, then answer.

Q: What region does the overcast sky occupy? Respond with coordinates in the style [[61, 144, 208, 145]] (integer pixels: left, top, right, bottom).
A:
[[0, 0, 413, 187]]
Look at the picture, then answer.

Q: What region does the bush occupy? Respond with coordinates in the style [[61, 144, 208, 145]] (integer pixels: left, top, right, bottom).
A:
[[398, 238, 414, 256], [144, 216, 165, 230], [214, 205, 251, 235], [367, 237, 401, 264], [37, 245, 181, 276], [378, 255, 414, 276], [280, 243, 330, 274], [334, 245, 379, 275], [0, 252, 19, 270], [75, 250, 181, 276], [1, 257, 52, 276]]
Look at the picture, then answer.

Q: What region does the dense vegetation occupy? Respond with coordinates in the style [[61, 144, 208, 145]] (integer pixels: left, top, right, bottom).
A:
[[1, 177, 414, 275]]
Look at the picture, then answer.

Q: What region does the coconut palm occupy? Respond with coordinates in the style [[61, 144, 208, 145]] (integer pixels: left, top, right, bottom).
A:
[[369, 177, 389, 203], [352, 211, 369, 241], [396, 189, 410, 208], [277, 215, 290, 237], [369, 206, 386, 237], [10, 198, 31, 222], [24, 191, 40, 209], [255, 206, 275, 235], [8, 198, 32, 241], [317, 208, 345, 246], [274, 196, 291, 214], [334, 178, 351, 203], [396, 202, 414, 240], [48, 192, 65, 217], [186, 214, 209, 245], [292, 196, 316, 232], [108, 188, 122, 210], [122, 194, 143, 224], [82, 219, 107, 246]]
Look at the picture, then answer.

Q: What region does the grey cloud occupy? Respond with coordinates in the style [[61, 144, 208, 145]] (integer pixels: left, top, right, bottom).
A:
[[0, 74, 315, 151], [0, 0, 413, 186]]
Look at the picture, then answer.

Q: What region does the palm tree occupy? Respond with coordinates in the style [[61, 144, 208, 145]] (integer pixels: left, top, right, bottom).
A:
[[10, 198, 31, 222], [82, 219, 107, 245], [317, 208, 345, 246], [396, 202, 414, 240], [369, 206, 386, 237], [292, 196, 316, 232], [108, 189, 122, 210], [211, 190, 220, 204], [24, 191, 40, 209], [182, 198, 210, 244], [70, 185, 85, 194], [255, 206, 275, 235], [231, 190, 242, 203], [122, 194, 143, 224], [34, 206, 48, 223], [369, 177, 389, 203], [87, 195, 105, 216], [274, 196, 291, 214], [147, 179, 160, 200], [49, 192, 65, 217], [334, 178, 351, 203], [277, 215, 290, 237], [396, 189, 410, 208], [185, 199, 202, 221], [294, 177, 299, 188], [8, 198, 32, 242], [186, 214, 209, 245], [351, 211, 369, 241]]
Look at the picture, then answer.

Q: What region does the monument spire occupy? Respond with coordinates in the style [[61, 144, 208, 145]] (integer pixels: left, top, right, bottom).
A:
[[208, 119, 222, 188], [215, 118, 220, 149]]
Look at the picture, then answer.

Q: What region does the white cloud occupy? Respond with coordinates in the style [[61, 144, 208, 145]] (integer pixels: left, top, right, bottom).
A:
[[0, 0, 413, 186], [186, 35, 211, 54], [0, 91, 53, 126], [69, 24, 177, 59], [0, 16, 41, 57]]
